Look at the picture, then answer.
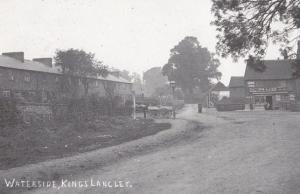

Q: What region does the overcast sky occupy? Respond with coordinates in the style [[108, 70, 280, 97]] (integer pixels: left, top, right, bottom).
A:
[[0, 0, 283, 84]]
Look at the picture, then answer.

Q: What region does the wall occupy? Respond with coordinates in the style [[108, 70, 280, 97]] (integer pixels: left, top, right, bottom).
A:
[[0, 66, 133, 108], [229, 87, 246, 98], [0, 67, 61, 92]]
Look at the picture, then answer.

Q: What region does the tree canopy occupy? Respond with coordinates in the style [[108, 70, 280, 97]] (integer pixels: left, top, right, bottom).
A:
[[162, 36, 221, 94], [143, 67, 168, 97], [54, 48, 108, 96], [211, 0, 300, 60]]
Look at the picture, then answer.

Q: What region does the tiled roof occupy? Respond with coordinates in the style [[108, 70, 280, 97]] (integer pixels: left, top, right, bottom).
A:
[[229, 76, 244, 88], [97, 74, 132, 84], [0, 55, 131, 84], [0, 55, 62, 74], [211, 81, 228, 91], [244, 59, 295, 80]]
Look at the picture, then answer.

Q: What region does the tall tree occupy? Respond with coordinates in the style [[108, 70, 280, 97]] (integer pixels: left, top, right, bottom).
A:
[[131, 72, 144, 96], [119, 70, 131, 81], [54, 49, 108, 96], [162, 36, 221, 94], [143, 67, 168, 97], [211, 0, 300, 60]]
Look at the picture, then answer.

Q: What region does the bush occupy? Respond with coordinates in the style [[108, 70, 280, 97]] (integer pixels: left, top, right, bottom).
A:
[[0, 97, 20, 127], [51, 95, 133, 121]]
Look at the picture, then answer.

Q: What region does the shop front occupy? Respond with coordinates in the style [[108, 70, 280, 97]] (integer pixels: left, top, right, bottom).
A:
[[248, 87, 296, 110]]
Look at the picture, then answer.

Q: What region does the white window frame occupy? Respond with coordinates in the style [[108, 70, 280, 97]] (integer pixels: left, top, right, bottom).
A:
[[289, 94, 295, 101], [247, 81, 255, 88], [3, 90, 10, 97], [24, 72, 30, 82], [8, 70, 14, 81]]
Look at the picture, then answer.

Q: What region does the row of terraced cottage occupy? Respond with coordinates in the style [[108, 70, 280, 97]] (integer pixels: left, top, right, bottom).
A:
[[0, 52, 133, 122], [212, 59, 300, 111]]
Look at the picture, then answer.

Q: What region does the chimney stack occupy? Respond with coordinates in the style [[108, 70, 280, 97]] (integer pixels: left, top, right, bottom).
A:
[[33, 58, 53, 67], [2, 52, 24, 62]]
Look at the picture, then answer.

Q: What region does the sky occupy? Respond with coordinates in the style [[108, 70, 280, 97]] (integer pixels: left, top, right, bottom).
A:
[[0, 0, 283, 85]]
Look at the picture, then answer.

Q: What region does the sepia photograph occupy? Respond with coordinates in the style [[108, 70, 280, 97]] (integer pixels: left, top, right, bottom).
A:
[[0, 0, 300, 193]]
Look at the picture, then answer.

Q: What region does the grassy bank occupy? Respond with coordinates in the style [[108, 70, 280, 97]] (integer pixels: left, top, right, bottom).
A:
[[0, 116, 171, 170]]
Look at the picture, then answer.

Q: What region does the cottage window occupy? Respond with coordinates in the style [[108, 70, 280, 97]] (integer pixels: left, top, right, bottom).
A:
[[247, 81, 255, 88], [279, 80, 287, 87], [8, 70, 14, 81], [2, 90, 10, 97], [290, 94, 295, 101], [55, 77, 60, 83], [24, 72, 30, 82]]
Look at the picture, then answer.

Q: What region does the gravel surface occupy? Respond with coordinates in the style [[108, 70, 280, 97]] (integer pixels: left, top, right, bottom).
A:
[[5, 105, 300, 194]]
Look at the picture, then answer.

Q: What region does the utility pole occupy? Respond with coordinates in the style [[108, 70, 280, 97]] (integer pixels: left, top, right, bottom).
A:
[[170, 63, 176, 119], [132, 90, 136, 119]]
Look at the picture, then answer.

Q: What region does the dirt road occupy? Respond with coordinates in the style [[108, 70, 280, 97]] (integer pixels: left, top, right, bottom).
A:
[[20, 105, 300, 193]]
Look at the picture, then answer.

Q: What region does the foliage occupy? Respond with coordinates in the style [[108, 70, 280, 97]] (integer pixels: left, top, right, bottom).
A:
[[211, 0, 300, 60], [119, 70, 132, 81], [55, 95, 132, 121], [102, 81, 117, 115], [131, 72, 143, 95], [162, 36, 222, 94], [246, 55, 266, 72], [0, 98, 19, 127], [143, 67, 168, 97], [54, 49, 108, 96], [152, 84, 172, 97]]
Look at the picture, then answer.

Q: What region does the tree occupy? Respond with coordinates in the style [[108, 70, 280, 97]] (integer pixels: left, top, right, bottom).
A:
[[102, 80, 116, 115], [211, 0, 300, 60], [143, 67, 168, 97], [131, 72, 144, 96], [162, 36, 222, 94], [54, 49, 108, 97], [119, 70, 131, 81]]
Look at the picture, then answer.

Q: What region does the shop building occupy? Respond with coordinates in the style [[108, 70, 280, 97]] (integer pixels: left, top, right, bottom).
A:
[[244, 59, 300, 110]]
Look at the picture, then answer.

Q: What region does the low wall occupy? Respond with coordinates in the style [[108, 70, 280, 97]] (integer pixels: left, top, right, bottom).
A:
[[17, 103, 53, 123]]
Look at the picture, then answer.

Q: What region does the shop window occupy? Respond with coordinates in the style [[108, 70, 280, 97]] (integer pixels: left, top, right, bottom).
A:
[[24, 72, 31, 82], [281, 94, 289, 101], [275, 95, 281, 101], [254, 96, 265, 104]]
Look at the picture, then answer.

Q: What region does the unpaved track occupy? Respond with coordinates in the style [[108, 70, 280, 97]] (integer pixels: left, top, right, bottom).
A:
[[18, 106, 300, 193]]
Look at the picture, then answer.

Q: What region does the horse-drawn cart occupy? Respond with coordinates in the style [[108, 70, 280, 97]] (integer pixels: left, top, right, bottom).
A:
[[147, 106, 173, 119]]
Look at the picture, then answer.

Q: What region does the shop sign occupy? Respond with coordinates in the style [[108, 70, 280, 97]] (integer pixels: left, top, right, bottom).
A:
[[249, 87, 287, 93]]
